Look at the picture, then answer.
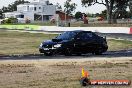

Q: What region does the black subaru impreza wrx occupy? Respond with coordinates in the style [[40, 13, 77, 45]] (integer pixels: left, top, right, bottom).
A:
[[39, 30, 108, 56]]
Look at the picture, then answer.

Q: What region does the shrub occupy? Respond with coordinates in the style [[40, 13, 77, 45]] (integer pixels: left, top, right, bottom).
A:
[[2, 18, 18, 24]]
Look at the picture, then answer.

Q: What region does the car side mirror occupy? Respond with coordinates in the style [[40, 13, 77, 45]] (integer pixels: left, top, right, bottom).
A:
[[71, 38, 75, 40]]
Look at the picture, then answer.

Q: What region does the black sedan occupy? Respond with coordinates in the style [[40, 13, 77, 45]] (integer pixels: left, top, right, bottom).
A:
[[39, 30, 108, 56]]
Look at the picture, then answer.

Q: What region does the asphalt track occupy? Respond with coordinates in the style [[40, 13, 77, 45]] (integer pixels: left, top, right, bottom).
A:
[[0, 49, 132, 60], [98, 33, 132, 41]]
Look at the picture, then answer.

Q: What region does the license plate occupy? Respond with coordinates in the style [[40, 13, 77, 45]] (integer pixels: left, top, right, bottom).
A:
[[43, 48, 49, 50]]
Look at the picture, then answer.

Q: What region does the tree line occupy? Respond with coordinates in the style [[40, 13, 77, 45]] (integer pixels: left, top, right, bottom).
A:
[[81, 0, 131, 23], [0, 0, 29, 18], [58, 0, 132, 23], [75, 9, 131, 20]]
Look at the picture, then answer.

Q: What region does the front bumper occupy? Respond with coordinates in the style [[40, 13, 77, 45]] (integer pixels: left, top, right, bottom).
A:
[[39, 47, 63, 54]]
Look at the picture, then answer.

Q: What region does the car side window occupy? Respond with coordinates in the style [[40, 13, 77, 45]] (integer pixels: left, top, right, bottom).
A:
[[79, 32, 93, 40], [91, 33, 99, 39], [86, 33, 93, 38]]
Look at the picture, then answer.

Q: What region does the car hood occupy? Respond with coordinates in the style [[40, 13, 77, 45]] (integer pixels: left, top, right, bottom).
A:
[[42, 39, 69, 45]]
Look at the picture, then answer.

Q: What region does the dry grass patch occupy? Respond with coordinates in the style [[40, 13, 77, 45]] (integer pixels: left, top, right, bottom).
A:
[[0, 59, 131, 88], [107, 39, 132, 51]]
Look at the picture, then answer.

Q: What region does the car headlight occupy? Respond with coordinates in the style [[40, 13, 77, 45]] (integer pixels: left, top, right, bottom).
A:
[[40, 43, 43, 47], [54, 44, 62, 48]]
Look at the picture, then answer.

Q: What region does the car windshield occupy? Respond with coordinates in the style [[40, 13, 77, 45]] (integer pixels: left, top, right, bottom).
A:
[[56, 31, 77, 40]]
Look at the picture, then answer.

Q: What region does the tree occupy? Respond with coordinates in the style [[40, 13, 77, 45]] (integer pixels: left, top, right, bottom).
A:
[[81, 0, 129, 23], [86, 13, 94, 17], [75, 11, 83, 19], [100, 10, 107, 19], [95, 13, 100, 17], [0, 9, 2, 19], [112, 0, 129, 23], [64, 0, 77, 15], [0, 0, 29, 17], [129, 0, 132, 15], [56, 3, 62, 11]]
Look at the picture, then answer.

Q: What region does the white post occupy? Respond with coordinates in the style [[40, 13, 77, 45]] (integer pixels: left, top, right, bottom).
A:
[[65, 10, 67, 26], [42, 14, 43, 22], [56, 14, 59, 26]]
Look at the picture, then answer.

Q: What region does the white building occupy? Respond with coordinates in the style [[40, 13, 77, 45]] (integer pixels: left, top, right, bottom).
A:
[[3, 0, 56, 23]]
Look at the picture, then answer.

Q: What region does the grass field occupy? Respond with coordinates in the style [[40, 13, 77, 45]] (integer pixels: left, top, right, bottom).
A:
[[0, 29, 132, 55], [0, 30, 56, 55]]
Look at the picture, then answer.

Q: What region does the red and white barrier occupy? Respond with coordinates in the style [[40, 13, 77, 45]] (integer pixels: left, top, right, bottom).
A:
[[130, 28, 132, 34]]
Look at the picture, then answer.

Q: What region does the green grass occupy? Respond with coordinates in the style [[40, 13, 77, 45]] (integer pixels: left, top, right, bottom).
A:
[[0, 30, 132, 55], [0, 21, 56, 30], [0, 24, 39, 30]]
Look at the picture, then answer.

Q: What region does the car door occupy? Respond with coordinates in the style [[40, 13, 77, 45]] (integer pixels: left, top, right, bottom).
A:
[[82, 32, 95, 53], [73, 32, 93, 53], [91, 33, 103, 51]]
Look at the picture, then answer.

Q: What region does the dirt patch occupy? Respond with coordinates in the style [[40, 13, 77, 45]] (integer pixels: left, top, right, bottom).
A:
[[0, 57, 131, 88]]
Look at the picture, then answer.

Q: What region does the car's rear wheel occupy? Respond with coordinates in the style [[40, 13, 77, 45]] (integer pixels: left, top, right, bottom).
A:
[[95, 49, 103, 55]]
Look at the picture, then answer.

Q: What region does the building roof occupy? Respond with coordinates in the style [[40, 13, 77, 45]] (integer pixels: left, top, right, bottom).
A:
[[18, 2, 55, 6], [18, 2, 45, 6]]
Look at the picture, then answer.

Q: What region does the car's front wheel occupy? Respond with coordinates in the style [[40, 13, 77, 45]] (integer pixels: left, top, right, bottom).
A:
[[44, 52, 53, 56], [64, 48, 72, 56]]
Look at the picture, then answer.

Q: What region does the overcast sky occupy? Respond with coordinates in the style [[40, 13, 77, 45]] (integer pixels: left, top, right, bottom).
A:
[[0, 0, 106, 14]]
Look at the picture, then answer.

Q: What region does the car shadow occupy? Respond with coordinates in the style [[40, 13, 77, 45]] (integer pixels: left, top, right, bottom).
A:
[[0, 49, 132, 60]]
